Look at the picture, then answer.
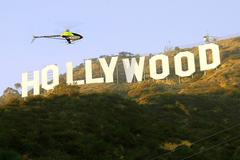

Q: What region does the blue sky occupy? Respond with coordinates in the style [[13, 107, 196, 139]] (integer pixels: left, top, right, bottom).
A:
[[0, 0, 239, 94]]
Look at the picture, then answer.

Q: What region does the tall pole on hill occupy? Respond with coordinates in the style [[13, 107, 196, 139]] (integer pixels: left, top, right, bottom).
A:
[[178, 77, 181, 84]]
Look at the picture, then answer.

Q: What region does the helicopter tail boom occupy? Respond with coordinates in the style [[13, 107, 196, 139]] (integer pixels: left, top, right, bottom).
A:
[[31, 35, 63, 43], [31, 36, 46, 43]]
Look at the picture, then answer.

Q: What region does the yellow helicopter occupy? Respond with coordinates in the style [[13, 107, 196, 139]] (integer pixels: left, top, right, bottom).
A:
[[32, 29, 83, 44]]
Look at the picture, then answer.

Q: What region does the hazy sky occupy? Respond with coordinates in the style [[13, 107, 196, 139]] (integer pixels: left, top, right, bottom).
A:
[[0, 0, 239, 94]]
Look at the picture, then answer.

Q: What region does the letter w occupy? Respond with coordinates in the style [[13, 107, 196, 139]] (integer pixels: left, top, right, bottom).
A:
[[122, 57, 145, 83]]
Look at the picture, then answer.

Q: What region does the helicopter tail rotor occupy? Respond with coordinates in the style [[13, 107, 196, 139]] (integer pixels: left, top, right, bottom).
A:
[[31, 36, 37, 43]]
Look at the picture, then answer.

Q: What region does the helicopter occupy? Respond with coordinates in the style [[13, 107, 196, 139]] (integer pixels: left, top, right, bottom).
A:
[[32, 29, 83, 44]]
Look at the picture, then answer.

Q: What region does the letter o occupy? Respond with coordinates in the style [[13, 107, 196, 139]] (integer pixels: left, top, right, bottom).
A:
[[174, 51, 196, 77]]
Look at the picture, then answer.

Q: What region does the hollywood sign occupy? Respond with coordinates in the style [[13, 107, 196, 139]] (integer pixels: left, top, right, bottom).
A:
[[21, 43, 221, 97]]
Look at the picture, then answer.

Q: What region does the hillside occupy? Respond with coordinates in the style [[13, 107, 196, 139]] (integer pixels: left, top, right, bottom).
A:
[[59, 37, 240, 96], [0, 91, 240, 160], [53, 36, 240, 102], [0, 37, 240, 160]]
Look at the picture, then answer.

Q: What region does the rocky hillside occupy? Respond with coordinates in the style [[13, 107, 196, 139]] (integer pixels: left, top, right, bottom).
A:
[[53, 36, 240, 102], [1, 36, 240, 102], [0, 37, 239, 160]]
